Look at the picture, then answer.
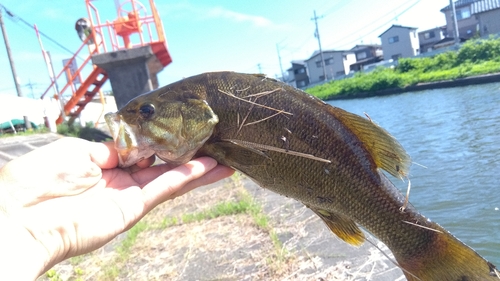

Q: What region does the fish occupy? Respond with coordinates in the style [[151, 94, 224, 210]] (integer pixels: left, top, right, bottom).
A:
[[105, 71, 499, 280]]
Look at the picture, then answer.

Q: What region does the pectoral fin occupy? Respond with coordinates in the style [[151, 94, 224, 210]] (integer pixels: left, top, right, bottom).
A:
[[310, 207, 365, 246], [210, 140, 270, 166]]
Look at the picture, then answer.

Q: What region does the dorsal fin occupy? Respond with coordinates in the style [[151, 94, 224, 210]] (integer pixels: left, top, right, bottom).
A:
[[332, 108, 411, 179]]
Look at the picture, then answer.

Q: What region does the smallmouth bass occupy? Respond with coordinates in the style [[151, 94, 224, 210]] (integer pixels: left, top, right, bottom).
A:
[[105, 72, 499, 280]]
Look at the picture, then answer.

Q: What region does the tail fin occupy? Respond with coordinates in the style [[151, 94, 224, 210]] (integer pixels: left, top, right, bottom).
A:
[[311, 207, 499, 280], [396, 226, 499, 281]]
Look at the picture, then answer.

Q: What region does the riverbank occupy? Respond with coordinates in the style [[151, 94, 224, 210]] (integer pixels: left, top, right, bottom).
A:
[[306, 36, 500, 101], [0, 133, 403, 281], [329, 71, 500, 100], [39, 173, 404, 281]]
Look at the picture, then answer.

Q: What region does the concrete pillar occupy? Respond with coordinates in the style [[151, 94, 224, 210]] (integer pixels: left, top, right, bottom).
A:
[[92, 45, 164, 110]]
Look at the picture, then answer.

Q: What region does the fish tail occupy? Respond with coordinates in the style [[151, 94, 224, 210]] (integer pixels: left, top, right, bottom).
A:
[[395, 227, 499, 281]]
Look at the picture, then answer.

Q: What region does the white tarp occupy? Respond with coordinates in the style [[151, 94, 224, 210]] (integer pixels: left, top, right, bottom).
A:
[[0, 95, 60, 129]]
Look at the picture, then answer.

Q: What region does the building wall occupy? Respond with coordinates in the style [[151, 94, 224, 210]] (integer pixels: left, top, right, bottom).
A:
[[443, 7, 479, 39], [380, 27, 419, 60], [419, 27, 445, 53], [343, 53, 356, 75], [306, 51, 352, 83], [477, 9, 500, 36], [287, 63, 309, 88]]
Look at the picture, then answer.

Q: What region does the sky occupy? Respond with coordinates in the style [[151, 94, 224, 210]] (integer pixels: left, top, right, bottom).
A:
[[0, 0, 453, 98]]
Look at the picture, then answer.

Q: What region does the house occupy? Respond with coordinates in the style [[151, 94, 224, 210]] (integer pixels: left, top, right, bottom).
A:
[[471, 0, 500, 36], [305, 50, 356, 83], [440, 0, 479, 40], [418, 26, 446, 53], [348, 45, 383, 72], [379, 25, 420, 61], [286, 60, 309, 88]]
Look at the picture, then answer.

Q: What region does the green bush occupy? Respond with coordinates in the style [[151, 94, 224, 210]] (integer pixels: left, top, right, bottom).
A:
[[306, 36, 500, 99]]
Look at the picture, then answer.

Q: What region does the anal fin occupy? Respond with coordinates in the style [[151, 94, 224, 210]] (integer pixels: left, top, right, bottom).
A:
[[309, 207, 365, 246]]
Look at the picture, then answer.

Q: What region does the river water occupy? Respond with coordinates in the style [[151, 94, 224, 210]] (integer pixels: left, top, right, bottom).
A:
[[327, 82, 500, 267]]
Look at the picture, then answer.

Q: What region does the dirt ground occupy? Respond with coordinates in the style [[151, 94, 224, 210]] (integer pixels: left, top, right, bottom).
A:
[[38, 174, 405, 281]]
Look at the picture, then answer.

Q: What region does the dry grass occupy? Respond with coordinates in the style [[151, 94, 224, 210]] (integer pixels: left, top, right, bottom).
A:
[[39, 174, 404, 281]]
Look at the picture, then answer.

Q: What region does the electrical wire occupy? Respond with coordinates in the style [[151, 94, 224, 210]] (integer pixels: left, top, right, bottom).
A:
[[325, 0, 421, 49], [0, 3, 80, 59]]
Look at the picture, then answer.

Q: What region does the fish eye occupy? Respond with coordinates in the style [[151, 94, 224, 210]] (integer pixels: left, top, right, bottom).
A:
[[139, 104, 155, 119]]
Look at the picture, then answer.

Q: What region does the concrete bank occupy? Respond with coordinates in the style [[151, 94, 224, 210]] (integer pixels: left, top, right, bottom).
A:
[[3, 134, 404, 280]]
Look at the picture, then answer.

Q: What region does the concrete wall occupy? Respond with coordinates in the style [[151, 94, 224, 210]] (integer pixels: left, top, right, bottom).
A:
[[418, 27, 445, 53], [380, 27, 419, 60], [443, 7, 479, 39], [306, 51, 354, 83], [477, 9, 500, 36]]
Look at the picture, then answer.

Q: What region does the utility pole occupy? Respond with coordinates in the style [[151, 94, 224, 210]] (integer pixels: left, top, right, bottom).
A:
[[275, 43, 285, 82], [0, 7, 31, 129], [312, 10, 327, 82], [449, 0, 460, 44]]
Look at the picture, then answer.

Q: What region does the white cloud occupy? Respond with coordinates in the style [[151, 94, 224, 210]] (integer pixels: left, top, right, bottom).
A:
[[207, 6, 274, 28], [159, 2, 286, 30]]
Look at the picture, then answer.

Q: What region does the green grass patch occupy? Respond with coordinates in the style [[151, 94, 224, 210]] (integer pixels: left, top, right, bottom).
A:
[[45, 269, 63, 281], [157, 190, 259, 229], [116, 220, 148, 260], [0, 125, 49, 138], [306, 36, 500, 99]]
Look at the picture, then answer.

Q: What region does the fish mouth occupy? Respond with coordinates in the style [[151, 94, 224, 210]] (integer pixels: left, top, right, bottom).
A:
[[105, 112, 148, 167]]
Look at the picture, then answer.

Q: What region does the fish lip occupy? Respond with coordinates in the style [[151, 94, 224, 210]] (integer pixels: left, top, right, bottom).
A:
[[104, 112, 141, 167], [104, 112, 120, 142]]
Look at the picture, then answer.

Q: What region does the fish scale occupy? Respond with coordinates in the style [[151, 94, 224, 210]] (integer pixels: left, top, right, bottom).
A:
[[105, 71, 499, 280]]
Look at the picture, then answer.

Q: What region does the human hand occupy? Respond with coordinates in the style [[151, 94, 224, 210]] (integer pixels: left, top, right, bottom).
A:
[[0, 137, 234, 280]]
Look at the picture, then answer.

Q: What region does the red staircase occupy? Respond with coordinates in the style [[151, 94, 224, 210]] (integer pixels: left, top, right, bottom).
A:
[[40, 0, 171, 125], [60, 67, 108, 124]]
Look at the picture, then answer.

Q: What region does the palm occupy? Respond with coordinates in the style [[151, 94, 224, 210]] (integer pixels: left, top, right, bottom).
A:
[[0, 138, 234, 277]]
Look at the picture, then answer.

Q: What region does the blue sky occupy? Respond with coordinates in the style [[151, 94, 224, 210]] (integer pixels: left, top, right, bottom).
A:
[[0, 0, 451, 98]]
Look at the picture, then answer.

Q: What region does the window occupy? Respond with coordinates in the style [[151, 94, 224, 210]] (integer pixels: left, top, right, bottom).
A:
[[325, 58, 334, 65], [316, 61, 322, 67], [388, 36, 399, 44], [456, 7, 471, 20], [297, 80, 307, 87], [356, 52, 367, 60], [424, 31, 435, 39]]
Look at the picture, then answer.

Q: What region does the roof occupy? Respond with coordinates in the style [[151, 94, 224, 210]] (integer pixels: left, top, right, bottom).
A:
[[286, 61, 306, 71], [441, 0, 478, 11], [350, 44, 382, 51], [417, 26, 447, 34], [290, 60, 306, 65], [432, 36, 466, 48], [305, 49, 352, 61], [378, 25, 418, 37], [471, 0, 500, 14]]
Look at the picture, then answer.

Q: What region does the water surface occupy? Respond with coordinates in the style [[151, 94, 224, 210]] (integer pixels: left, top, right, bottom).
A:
[[328, 82, 500, 265]]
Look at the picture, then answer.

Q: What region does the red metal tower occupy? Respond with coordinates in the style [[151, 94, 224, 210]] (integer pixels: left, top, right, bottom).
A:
[[41, 0, 172, 125]]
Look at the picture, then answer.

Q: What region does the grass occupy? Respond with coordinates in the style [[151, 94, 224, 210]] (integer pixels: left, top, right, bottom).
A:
[[43, 174, 294, 280], [306, 36, 500, 100], [93, 173, 288, 279], [0, 125, 49, 138]]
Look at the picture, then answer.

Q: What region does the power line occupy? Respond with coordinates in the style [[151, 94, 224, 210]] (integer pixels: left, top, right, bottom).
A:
[[322, 0, 353, 17], [0, 4, 78, 58], [326, 0, 421, 50]]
